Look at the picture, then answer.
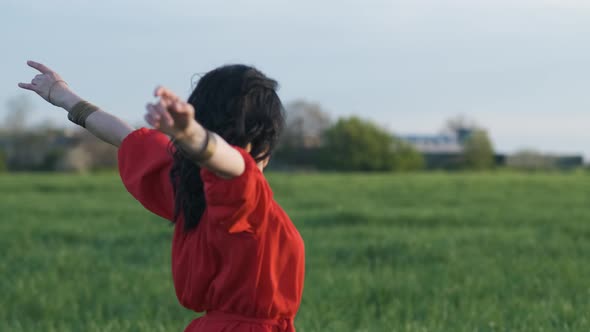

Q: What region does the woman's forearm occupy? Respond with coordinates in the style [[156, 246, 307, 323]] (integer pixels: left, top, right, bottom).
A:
[[174, 122, 245, 178], [84, 110, 135, 147], [59, 91, 134, 147]]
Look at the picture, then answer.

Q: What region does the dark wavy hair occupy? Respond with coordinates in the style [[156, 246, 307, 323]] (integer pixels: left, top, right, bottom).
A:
[[169, 65, 285, 232]]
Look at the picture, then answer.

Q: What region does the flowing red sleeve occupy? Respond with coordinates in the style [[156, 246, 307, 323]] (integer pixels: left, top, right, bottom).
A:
[[118, 128, 175, 221], [200, 147, 270, 234]]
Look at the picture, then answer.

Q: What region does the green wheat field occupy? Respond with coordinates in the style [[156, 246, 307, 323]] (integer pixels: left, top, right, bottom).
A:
[[1, 172, 590, 332]]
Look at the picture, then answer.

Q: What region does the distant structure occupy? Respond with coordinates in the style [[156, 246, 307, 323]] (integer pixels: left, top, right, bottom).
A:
[[400, 130, 478, 169], [400, 134, 463, 154], [401, 128, 583, 170], [0, 129, 78, 170], [0, 128, 117, 172]]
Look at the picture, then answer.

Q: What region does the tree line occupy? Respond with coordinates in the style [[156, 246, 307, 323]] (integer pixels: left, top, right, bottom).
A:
[[0, 96, 583, 173], [272, 101, 496, 172]]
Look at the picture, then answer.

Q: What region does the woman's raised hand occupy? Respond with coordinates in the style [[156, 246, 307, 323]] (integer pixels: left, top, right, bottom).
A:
[[146, 86, 200, 139], [18, 61, 78, 109]]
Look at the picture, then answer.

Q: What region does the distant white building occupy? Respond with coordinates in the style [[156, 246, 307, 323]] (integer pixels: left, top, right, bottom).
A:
[[400, 134, 463, 154], [399, 129, 479, 169], [400, 128, 476, 154]]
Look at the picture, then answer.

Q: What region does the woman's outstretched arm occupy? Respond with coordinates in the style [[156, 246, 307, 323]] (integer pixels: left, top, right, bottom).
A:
[[18, 61, 134, 147], [145, 86, 246, 179]]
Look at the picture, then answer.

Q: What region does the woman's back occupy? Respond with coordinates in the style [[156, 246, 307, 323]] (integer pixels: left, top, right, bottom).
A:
[[18, 60, 304, 332], [119, 128, 305, 332]]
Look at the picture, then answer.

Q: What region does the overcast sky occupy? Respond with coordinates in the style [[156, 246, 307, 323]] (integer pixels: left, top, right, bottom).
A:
[[2, 0, 589, 158]]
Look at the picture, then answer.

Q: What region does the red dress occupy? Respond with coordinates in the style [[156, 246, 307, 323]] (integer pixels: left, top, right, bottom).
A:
[[117, 128, 305, 332]]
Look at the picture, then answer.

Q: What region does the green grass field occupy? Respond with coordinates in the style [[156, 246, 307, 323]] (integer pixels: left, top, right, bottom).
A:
[[1, 172, 590, 332]]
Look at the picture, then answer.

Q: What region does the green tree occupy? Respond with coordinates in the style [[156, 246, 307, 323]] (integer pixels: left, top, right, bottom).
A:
[[463, 129, 495, 170], [320, 117, 422, 171], [0, 150, 6, 173], [392, 139, 424, 171]]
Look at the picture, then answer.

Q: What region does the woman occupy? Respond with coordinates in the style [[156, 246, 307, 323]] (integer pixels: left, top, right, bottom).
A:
[[19, 61, 305, 332]]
